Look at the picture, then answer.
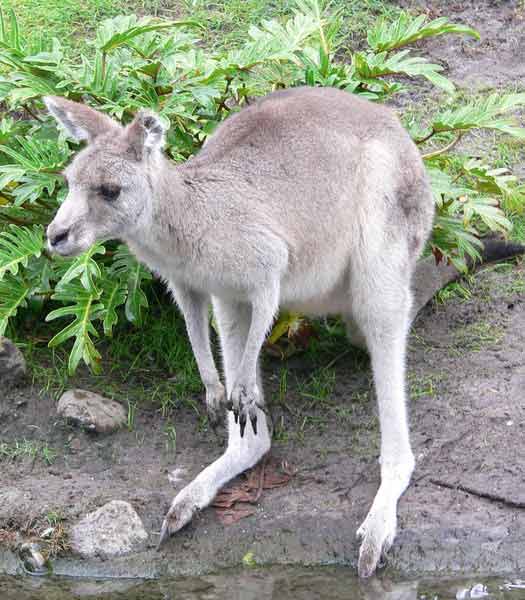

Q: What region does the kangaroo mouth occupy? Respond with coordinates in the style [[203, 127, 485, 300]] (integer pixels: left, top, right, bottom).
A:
[[47, 234, 90, 258]]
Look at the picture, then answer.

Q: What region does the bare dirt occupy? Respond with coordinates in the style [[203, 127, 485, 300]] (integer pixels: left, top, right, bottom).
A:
[[401, 0, 525, 89], [1, 0, 525, 580]]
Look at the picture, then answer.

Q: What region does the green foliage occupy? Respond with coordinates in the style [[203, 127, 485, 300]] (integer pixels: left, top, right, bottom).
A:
[[0, 1, 523, 372], [0, 224, 43, 277], [367, 12, 479, 53], [428, 93, 525, 138]]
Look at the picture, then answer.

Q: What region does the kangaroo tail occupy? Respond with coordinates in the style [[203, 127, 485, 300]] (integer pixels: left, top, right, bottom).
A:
[[411, 237, 525, 320]]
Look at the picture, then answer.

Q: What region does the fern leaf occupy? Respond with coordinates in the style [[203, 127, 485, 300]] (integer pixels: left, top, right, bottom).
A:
[[0, 274, 33, 335], [432, 93, 525, 138], [46, 280, 104, 374], [100, 278, 127, 336], [96, 15, 200, 54], [368, 12, 479, 53], [0, 224, 43, 279], [111, 244, 152, 326], [353, 50, 454, 93], [56, 243, 106, 292]]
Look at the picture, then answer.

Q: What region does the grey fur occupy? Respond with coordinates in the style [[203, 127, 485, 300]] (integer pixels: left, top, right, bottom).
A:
[[45, 87, 436, 578]]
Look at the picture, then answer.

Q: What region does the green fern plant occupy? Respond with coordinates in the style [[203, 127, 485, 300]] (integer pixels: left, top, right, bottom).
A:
[[0, 1, 523, 372]]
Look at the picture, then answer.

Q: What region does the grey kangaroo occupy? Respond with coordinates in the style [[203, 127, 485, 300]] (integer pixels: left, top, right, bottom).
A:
[[43, 88, 523, 577]]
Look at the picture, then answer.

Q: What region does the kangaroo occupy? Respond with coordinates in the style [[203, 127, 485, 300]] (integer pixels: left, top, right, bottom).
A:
[[43, 88, 523, 577]]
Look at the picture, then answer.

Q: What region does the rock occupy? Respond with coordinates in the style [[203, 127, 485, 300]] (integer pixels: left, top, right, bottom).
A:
[[69, 437, 82, 452], [19, 542, 49, 576], [57, 389, 127, 433], [70, 501, 148, 559], [0, 337, 26, 386]]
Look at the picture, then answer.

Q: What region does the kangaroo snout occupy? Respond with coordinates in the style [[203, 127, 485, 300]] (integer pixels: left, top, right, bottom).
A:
[[47, 224, 70, 250]]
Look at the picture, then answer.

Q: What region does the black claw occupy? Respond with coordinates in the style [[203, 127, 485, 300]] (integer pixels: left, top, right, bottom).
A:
[[157, 521, 170, 550], [250, 414, 258, 435], [239, 414, 247, 438], [234, 410, 239, 424], [226, 400, 233, 412]]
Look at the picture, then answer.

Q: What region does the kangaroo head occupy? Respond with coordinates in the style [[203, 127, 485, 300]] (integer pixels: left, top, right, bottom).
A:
[[45, 96, 166, 256]]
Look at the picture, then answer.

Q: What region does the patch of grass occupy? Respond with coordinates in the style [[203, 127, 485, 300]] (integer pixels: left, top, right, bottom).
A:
[[408, 372, 441, 400], [6, 0, 399, 58], [435, 279, 473, 304], [298, 367, 336, 404], [163, 422, 177, 453], [43, 521, 70, 559], [511, 214, 525, 244], [0, 439, 57, 464], [17, 288, 203, 414], [452, 321, 504, 353], [3, 0, 136, 55], [45, 511, 65, 527]]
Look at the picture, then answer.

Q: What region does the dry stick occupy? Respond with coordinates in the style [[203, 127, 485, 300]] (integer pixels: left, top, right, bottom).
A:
[[422, 133, 463, 160], [323, 349, 352, 371], [252, 455, 267, 503], [415, 128, 436, 145], [429, 478, 525, 509], [23, 104, 43, 123]]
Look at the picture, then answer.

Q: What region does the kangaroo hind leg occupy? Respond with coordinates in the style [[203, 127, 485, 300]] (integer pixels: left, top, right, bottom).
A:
[[349, 252, 415, 577]]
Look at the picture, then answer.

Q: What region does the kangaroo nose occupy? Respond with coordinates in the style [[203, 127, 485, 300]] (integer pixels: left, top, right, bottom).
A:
[[48, 228, 70, 247]]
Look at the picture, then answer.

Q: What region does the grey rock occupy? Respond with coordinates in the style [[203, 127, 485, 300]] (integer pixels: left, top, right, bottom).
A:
[[0, 337, 26, 386], [57, 389, 126, 433], [70, 501, 148, 559]]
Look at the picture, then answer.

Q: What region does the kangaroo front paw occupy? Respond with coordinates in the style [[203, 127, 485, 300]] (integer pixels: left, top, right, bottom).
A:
[[205, 381, 226, 428], [228, 381, 262, 437], [356, 504, 397, 578], [157, 490, 197, 549]]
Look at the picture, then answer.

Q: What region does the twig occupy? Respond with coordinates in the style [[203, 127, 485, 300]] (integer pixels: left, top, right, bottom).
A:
[[422, 133, 463, 160], [23, 104, 43, 123], [430, 478, 525, 509], [323, 349, 352, 371], [253, 455, 267, 503], [216, 76, 233, 113], [415, 128, 436, 145]]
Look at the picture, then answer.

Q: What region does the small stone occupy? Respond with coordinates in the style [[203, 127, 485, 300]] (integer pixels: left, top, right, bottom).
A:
[[19, 542, 49, 576], [70, 437, 82, 452], [70, 501, 148, 559], [0, 336, 26, 386], [41, 527, 55, 539], [57, 389, 127, 433]]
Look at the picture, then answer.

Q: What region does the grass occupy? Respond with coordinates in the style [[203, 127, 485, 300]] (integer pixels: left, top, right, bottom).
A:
[[2, 0, 136, 55], [452, 321, 504, 353], [408, 372, 441, 400], [14, 286, 203, 416], [0, 439, 57, 464], [6, 0, 399, 55]]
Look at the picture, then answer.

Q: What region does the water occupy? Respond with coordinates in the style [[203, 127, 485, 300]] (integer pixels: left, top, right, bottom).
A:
[[1, 568, 525, 600]]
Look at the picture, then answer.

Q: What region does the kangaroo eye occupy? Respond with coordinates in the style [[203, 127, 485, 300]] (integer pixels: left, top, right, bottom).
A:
[[98, 185, 121, 202]]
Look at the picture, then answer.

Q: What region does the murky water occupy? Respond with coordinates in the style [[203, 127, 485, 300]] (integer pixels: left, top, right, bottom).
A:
[[1, 568, 525, 600]]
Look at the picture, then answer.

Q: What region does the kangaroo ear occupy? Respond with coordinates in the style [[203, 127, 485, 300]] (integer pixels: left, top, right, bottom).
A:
[[125, 110, 167, 160], [44, 96, 120, 142]]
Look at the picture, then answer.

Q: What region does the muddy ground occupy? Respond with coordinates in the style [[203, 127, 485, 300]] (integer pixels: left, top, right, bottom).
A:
[[401, 0, 525, 90], [1, 0, 525, 580]]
